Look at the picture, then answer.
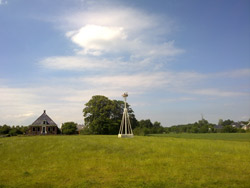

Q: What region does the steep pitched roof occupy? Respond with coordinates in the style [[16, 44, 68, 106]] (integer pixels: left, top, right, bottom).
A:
[[31, 110, 57, 126]]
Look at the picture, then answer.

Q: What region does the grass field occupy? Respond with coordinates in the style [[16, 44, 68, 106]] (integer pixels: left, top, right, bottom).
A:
[[149, 133, 250, 142], [0, 134, 250, 188]]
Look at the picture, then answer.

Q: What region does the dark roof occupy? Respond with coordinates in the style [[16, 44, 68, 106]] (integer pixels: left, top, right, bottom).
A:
[[214, 125, 223, 129], [232, 122, 244, 128], [31, 110, 57, 126]]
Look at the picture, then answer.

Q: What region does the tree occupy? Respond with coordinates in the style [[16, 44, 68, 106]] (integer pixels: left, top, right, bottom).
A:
[[222, 125, 237, 133], [139, 119, 153, 128], [0, 125, 11, 134], [222, 119, 234, 126], [9, 126, 23, 136], [61, 122, 77, 135], [83, 95, 137, 135], [153, 121, 161, 128]]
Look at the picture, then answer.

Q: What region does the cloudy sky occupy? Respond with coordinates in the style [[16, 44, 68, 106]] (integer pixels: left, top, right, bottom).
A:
[[0, 0, 249, 127]]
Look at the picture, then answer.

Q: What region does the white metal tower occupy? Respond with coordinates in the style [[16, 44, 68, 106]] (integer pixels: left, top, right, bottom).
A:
[[118, 92, 134, 138]]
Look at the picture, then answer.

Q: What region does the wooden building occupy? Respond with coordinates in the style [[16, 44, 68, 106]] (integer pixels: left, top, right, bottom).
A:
[[28, 110, 58, 135]]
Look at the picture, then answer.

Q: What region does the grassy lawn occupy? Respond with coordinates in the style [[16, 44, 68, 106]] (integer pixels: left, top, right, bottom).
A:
[[0, 134, 250, 188], [149, 133, 250, 142]]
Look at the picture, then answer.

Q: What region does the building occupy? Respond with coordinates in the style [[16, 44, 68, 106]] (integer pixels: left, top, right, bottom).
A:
[[231, 122, 244, 129], [76, 124, 85, 134], [242, 122, 250, 130], [28, 110, 58, 135], [214, 124, 223, 130]]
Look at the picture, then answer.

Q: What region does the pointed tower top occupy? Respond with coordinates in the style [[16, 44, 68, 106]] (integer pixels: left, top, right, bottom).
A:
[[122, 92, 128, 98]]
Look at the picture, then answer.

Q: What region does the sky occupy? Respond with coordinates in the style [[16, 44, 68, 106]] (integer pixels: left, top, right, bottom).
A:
[[0, 0, 250, 127]]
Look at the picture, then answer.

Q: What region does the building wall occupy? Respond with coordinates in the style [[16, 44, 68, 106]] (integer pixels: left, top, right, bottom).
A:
[[28, 126, 58, 135]]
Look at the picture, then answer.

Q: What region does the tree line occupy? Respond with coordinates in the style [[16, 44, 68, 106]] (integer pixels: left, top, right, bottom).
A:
[[80, 95, 249, 135], [0, 125, 28, 136], [166, 119, 248, 134], [1, 95, 249, 136]]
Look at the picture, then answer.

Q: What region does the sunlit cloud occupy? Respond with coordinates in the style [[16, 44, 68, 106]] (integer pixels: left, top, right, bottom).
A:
[[63, 7, 163, 33], [66, 25, 127, 56]]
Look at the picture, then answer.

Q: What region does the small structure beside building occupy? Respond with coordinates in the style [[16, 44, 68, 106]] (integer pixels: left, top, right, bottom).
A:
[[76, 124, 85, 134], [28, 110, 58, 135], [232, 122, 245, 129], [242, 122, 250, 130]]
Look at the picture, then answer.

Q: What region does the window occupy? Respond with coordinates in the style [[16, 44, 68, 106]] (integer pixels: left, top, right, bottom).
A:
[[37, 127, 40, 132], [53, 127, 55, 131], [48, 127, 51, 132], [32, 127, 36, 132], [43, 120, 47, 125]]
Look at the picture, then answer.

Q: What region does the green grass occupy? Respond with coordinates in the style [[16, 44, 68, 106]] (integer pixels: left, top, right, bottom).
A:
[[149, 133, 250, 142], [0, 134, 250, 188]]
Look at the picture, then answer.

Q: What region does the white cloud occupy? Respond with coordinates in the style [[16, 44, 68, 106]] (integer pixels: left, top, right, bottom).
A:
[[40, 56, 111, 70], [81, 72, 169, 91], [191, 88, 248, 97], [0, 86, 84, 126], [161, 97, 196, 103], [39, 3, 183, 78], [63, 7, 162, 33], [66, 25, 127, 55], [58, 5, 182, 58], [218, 68, 250, 78], [1, 67, 249, 126], [0, 0, 7, 5]]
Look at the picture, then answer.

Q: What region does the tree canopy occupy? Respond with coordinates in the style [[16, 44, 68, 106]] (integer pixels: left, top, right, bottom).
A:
[[61, 122, 77, 135], [0, 125, 28, 136], [83, 95, 137, 135]]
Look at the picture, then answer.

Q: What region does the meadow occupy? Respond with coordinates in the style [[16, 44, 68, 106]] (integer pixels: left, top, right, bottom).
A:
[[0, 134, 250, 188]]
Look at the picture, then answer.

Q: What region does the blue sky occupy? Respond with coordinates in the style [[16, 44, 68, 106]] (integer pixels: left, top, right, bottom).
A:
[[0, 0, 249, 127]]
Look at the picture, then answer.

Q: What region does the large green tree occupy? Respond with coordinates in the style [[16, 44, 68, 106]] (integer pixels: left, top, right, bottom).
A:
[[83, 95, 137, 135]]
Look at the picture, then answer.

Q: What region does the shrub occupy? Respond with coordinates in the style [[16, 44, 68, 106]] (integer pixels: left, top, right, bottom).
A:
[[9, 129, 18, 136], [133, 127, 150, 136], [61, 122, 77, 135]]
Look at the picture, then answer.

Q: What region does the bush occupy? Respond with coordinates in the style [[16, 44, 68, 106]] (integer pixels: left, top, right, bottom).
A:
[[133, 127, 150, 136], [238, 129, 246, 133], [61, 122, 77, 135], [9, 129, 18, 136], [222, 125, 237, 133]]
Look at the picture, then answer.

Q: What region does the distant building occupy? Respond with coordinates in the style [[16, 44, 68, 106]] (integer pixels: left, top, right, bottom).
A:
[[214, 125, 223, 130], [28, 110, 58, 135], [231, 122, 244, 129], [242, 122, 250, 130], [76, 124, 85, 134]]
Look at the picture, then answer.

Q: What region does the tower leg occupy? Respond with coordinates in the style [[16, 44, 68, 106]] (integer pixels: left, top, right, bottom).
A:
[[118, 108, 133, 138]]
